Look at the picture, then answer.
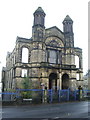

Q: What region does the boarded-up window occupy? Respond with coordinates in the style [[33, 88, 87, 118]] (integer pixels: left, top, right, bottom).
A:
[[49, 50, 56, 63]]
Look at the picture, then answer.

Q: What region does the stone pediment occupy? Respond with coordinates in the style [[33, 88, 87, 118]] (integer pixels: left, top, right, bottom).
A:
[[45, 26, 64, 42], [45, 26, 64, 47]]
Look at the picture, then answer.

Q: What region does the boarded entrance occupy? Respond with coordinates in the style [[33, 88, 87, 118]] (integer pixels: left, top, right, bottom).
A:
[[49, 73, 57, 90], [62, 73, 69, 89]]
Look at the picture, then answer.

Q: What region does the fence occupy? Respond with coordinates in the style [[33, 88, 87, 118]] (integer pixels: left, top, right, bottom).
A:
[[1, 89, 90, 104]]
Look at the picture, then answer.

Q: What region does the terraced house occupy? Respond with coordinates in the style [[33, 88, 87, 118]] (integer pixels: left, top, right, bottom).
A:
[[2, 7, 83, 91]]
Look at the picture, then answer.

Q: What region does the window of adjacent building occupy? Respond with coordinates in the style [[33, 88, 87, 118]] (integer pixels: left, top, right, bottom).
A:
[[75, 56, 79, 68], [22, 48, 28, 63], [22, 69, 27, 77], [49, 50, 57, 63]]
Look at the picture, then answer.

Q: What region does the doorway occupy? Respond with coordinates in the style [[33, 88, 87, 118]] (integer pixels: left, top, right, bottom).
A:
[[62, 73, 69, 89], [49, 73, 57, 90]]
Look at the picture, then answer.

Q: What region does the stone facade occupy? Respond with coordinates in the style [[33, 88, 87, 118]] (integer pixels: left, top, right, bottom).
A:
[[2, 7, 83, 91]]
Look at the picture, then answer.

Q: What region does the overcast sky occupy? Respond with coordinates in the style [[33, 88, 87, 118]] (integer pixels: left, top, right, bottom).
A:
[[0, 0, 88, 81]]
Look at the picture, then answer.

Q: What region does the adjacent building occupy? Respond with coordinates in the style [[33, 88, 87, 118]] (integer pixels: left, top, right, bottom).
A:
[[83, 70, 90, 90], [2, 7, 83, 91]]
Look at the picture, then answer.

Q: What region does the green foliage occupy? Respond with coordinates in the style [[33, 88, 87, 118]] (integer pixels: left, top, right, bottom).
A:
[[6, 88, 16, 92], [21, 77, 32, 98], [21, 91, 32, 98], [22, 77, 32, 89]]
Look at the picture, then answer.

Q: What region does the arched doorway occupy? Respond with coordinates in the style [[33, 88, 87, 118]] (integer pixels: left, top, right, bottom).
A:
[[49, 73, 57, 90], [62, 73, 69, 89]]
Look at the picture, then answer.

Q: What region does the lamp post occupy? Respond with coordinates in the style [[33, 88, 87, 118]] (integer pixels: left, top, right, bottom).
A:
[[41, 83, 45, 103]]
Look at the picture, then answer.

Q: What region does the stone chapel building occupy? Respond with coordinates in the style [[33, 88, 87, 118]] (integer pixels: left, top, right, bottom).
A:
[[2, 7, 83, 91]]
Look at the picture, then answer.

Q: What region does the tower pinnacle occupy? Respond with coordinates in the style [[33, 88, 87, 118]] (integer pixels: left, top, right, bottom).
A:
[[63, 15, 73, 23], [33, 7, 46, 27]]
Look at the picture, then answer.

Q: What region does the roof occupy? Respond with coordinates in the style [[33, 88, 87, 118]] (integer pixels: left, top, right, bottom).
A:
[[45, 26, 64, 42], [64, 15, 73, 21], [34, 7, 45, 13], [16, 36, 32, 43], [45, 26, 63, 34]]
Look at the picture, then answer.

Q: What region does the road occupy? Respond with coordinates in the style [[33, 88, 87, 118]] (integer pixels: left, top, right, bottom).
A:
[[1, 101, 90, 119]]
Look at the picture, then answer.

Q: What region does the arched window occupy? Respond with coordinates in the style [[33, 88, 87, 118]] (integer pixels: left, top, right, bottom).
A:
[[22, 48, 28, 63], [75, 56, 79, 68]]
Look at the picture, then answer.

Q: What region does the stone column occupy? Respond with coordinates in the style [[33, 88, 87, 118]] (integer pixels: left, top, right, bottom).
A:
[[59, 72, 62, 90]]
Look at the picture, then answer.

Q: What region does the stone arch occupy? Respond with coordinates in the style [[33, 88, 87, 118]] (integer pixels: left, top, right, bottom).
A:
[[49, 73, 57, 90], [45, 36, 64, 47], [62, 73, 69, 89], [50, 40, 58, 47], [74, 48, 82, 69]]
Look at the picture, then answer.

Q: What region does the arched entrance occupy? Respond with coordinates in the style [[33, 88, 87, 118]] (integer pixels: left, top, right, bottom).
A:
[[62, 73, 69, 89], [49, 73, 57, 90]]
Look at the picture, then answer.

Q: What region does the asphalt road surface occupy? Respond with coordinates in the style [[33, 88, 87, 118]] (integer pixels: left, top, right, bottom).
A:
[[1, 101, 90, 119]]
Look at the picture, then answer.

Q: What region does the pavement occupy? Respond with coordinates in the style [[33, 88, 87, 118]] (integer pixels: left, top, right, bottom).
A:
[[1, 101, 90, 120]]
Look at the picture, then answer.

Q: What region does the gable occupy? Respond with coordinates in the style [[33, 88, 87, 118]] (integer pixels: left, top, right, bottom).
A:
[[45, 26, 64, 43]]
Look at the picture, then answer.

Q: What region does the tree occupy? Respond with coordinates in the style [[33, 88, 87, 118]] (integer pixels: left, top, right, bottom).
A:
[[22, 77, 31, 89], [21, 76, 32, 98]]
